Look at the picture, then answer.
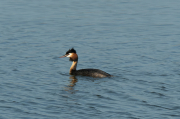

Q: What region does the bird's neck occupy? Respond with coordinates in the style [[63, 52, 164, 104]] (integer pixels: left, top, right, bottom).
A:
[[70, 61, 77, 74]]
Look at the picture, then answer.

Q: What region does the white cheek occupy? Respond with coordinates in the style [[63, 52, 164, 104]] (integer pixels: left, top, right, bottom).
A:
[[66, 53, 72, 57]]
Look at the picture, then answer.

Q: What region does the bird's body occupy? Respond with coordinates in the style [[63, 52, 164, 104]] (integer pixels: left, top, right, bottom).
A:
[[71, 69, 111, 78], [60, 48, 111, 78]]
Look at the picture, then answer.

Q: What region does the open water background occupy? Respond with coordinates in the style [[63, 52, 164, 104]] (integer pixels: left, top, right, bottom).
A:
[[0, 0, 180, 119]]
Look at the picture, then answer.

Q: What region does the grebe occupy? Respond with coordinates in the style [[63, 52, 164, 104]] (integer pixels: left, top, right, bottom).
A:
[[60, 48, 111, 78]]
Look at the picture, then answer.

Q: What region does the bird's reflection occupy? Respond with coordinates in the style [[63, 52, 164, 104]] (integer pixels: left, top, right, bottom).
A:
[[69, 75, 78, 87], [64, 76, 78, 94]]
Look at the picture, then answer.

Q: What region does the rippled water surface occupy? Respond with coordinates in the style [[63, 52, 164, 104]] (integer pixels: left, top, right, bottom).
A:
[[1, 0, 180, 119]]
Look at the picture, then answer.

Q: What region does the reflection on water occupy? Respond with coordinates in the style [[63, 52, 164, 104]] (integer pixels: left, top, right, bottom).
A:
[[64, 76, 78, 94], [69, 76, 78, 87]]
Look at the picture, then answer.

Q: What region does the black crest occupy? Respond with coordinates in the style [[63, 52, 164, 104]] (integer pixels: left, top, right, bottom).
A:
[[66, 48, 76, 54]]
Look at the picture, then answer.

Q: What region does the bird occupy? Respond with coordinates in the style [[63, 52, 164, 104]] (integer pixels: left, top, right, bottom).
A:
[[60, 48, 112, 78]]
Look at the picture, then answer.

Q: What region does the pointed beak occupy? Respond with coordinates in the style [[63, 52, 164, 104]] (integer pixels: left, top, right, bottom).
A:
[[59, 55, 66, 58]]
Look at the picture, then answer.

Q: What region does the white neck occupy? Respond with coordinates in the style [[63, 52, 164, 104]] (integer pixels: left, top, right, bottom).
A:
[[69, 61, 77, 74]]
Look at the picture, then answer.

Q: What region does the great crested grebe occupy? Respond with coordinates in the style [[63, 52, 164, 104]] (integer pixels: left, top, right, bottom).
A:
[[60, 48, 111, 78]]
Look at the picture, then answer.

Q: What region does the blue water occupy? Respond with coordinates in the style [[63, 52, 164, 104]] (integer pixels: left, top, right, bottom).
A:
[[1, 0, 180, 119]]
